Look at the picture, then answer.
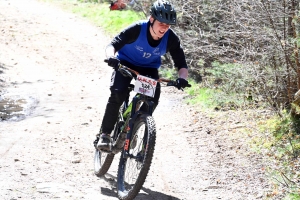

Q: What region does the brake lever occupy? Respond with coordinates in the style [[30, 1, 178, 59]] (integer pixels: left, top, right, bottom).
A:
[[119, 67, 133, 78], [167, 81, 191, 91], [167, 81, 176, 87]]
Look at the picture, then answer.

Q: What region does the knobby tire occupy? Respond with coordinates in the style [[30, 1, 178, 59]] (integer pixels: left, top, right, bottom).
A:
[[94, 150, 114, 177], [117, 114, 156, 200], [94, 103, 126, 177]]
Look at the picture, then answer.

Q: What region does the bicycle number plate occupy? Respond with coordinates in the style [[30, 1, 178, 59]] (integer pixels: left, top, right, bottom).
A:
[[134, 75, 157, 97]]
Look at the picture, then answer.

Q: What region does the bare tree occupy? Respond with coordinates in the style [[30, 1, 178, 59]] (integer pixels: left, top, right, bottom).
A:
[[171, 0, 299, 111]]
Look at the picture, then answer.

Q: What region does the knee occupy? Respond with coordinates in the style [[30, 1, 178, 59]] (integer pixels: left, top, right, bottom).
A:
[[108, 90, 127, 105], [153, 84, 161, 105]]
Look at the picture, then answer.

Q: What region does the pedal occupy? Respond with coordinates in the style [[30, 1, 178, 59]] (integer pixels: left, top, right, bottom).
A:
[[97, 142, 112, 153], [99, 148, 112, 154], [93, 137, 100, 149]]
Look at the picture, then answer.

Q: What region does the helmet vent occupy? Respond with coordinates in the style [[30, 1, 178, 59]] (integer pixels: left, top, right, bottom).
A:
[[150, 0, 177, 25], [165, 13, 169, 20]]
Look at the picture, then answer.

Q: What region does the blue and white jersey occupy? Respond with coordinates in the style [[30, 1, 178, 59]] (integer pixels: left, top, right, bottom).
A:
[[117, 21, 169, 69]]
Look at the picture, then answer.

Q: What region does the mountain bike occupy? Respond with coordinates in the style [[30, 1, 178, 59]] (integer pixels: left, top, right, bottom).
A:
[[93, 61, 190, 200]]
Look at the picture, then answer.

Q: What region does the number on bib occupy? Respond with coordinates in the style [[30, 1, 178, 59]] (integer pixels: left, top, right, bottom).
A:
[[134, 75, 157, 97]]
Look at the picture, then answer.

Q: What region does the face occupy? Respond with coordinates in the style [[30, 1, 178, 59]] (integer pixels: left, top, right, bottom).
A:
[[149, 16, 171, 39]]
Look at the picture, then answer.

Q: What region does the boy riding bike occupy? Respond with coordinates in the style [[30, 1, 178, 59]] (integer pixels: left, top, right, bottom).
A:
[[97, 0, 189, 152]]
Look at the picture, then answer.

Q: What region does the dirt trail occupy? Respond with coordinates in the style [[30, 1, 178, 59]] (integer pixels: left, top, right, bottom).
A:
[[0, 1, 270, 199]]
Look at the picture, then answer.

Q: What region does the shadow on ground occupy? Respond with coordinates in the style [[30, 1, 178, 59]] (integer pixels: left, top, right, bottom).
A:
[[0, 62, 4, 77], [99, 173, 180, 200], [0, 62, 7, 89]]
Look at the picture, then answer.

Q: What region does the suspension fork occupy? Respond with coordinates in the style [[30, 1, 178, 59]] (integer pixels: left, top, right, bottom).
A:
[[122, 96, 155, 158], [122, 95, 139, 158]]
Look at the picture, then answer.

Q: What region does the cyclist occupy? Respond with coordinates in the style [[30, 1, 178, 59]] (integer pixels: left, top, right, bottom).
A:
[[97, 0, 189, 151]]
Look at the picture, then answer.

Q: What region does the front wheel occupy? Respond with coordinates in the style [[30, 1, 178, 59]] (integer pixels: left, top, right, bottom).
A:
[[117, 115, 156, 200]]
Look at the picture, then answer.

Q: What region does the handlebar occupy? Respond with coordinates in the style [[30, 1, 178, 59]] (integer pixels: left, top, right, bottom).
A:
[[104, 59, 191, 89]]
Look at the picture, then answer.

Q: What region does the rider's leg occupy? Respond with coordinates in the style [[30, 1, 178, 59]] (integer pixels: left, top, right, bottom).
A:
[[97, 70, 132, 151], [97, 91, 127, 150], [139, 82, 160, 113], [101, 91, 127, 131]]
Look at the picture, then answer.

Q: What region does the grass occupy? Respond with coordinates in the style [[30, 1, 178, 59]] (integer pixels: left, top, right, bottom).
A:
[[185, 81, 218, 108], [158, 67, 177, 79], [158, 68, 218, 108], [71, 3, 143, 35], [250, 111, 300, 199], [40, 0, 144, 36]]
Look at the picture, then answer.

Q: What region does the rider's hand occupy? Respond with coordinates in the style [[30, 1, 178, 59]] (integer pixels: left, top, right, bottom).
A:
[[107, 57, 120, 71], [175, 78, 189, 90]]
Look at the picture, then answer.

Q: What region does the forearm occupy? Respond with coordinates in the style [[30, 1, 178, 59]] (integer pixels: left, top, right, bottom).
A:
[[178, 68, 188, 79], [105, 44, 116, 58]]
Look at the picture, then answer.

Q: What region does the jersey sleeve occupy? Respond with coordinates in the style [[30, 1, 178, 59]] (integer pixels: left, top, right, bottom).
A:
[[167, 30, 188, 71], [110, 22, 142, 52]]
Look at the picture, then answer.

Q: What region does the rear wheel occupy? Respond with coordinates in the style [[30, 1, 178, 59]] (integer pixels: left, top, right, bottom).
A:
[[94, 103, 127, 177], [94, 150, 114, 177], [117, 115, 156, 200]]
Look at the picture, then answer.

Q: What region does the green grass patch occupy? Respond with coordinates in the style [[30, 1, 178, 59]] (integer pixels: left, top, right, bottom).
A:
[[158, 67, 177, 79], [203, 61, 262, 110], [286, 193, 300, 200], [253, 112, 300, 199], [185, 83, 247, 110], [158, 67, 236, 110], [185, 80, 218, 108], [158, 68, 217, 108], [40, 0, 144, 35], [71, 3, 143, 35]]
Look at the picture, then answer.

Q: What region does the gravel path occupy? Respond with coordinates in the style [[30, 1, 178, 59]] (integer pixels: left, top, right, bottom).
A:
[[0, 0, 271, 199]]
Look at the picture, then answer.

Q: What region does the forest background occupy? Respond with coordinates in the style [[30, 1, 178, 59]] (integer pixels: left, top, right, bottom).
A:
[[42, 0, 300, 199]]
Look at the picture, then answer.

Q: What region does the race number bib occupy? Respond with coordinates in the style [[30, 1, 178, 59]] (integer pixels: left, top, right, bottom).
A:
[[134, 75, 157, 97]]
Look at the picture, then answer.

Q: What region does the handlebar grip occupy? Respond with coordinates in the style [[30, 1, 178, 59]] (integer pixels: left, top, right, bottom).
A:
[[104, 59, 108, 63], [187, 84, 192, 87]]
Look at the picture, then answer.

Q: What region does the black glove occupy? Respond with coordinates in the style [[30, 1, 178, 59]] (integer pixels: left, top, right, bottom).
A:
[[175, 78, 189, 90], [107, 57, 120, 71]]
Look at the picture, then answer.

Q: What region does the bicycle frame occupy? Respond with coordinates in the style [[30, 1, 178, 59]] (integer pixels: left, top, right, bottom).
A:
[[120, 90, 155, 159], [95, 61, 191, 199], [103, 61, 190, 157]]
